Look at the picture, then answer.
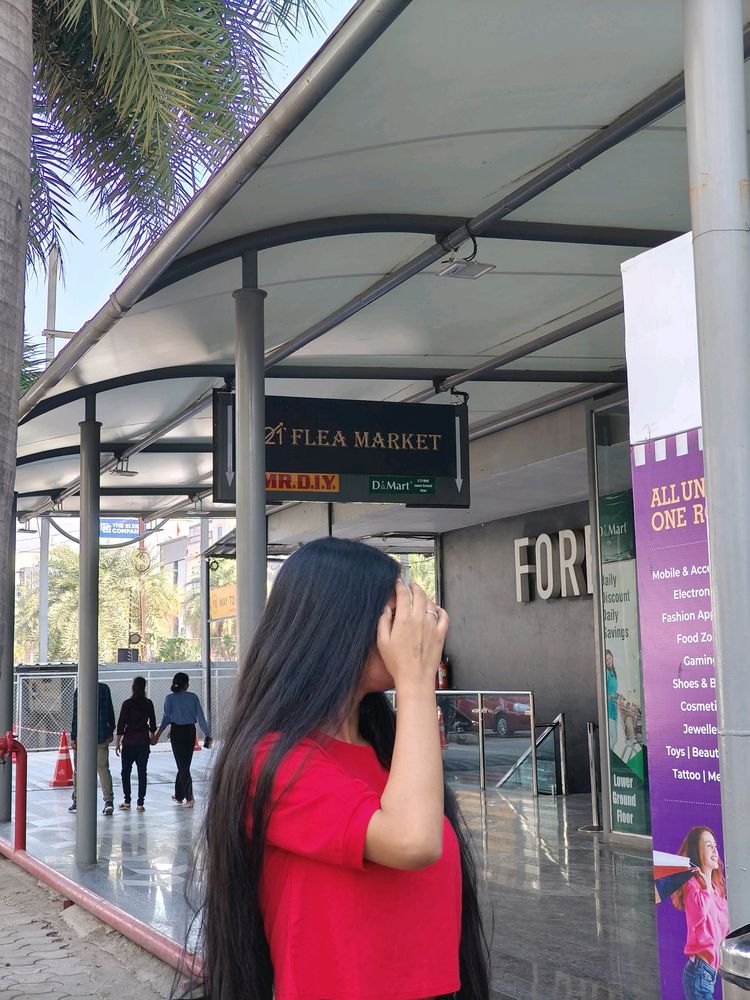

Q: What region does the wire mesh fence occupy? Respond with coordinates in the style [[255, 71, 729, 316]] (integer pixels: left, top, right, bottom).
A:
[[13, 662, 238, 751]]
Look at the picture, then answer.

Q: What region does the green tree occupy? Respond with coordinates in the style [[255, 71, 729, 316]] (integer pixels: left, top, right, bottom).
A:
[[16, 544, 181, 662], [406, 553, 437, 602], [29, 0, 321, 266], [0, 0, 321, 666]]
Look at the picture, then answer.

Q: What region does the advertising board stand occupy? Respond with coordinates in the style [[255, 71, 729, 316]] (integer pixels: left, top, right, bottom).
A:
[[622, 234, 727, 999]]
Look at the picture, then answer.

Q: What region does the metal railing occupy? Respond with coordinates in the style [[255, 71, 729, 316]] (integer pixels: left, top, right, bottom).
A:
[[495, 713, 568, 797], [580, 721, 603, 833], [0, 732, 27, 849], [391, 689, 565, 797], [12, 663, 237, 751]]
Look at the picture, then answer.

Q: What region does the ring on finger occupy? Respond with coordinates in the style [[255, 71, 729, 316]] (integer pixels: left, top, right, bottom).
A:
[[425, 609, 439, 621]]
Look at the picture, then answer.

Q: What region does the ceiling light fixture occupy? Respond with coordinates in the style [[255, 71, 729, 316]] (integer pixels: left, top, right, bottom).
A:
[[435, 233, 495, 279], [435, 258, 496, 279], [112, 457, 139, 477]]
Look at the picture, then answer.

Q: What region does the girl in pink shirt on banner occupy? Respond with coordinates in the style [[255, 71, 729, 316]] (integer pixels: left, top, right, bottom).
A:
[[674, 826, 730, 999], [184, 537, 490, 1000]]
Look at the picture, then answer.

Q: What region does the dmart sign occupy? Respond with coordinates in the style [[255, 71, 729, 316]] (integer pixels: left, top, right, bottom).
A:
[[213, 392, 470, 507]]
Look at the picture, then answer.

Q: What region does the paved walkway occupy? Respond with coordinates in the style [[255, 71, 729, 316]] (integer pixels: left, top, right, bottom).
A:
[[0, 855, 173, 1000], [1, 747, 659, 998], [1, 746, 213, 942]]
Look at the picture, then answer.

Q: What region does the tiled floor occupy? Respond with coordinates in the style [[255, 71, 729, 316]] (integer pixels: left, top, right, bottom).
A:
[[1, 749, 659, 999]]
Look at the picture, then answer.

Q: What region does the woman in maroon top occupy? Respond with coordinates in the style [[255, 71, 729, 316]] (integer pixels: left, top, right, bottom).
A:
[[115, 676, 157, 812], [191, 538, 489, 1000]]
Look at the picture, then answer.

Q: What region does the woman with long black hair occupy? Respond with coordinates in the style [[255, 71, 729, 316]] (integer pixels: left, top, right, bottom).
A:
[[190, 537, 490, 1000], [153, 672, 212, 808], [115, 675, 156, 812]]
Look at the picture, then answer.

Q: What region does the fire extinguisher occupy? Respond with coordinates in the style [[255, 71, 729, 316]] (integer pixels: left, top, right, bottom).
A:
[[436, 655, 450, 690]]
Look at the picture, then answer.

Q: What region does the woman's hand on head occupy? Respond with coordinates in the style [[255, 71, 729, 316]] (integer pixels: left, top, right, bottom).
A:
[[376, 578, 448, 692]]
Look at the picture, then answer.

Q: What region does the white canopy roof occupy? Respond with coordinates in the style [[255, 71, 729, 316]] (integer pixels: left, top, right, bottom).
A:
[[16, 0, 750, 529]]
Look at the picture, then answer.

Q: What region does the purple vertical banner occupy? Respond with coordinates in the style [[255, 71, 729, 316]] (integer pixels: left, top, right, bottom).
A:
[[631, 429, 728, 999]]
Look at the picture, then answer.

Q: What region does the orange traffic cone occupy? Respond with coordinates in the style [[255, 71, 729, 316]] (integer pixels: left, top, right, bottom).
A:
[[437, 708, 448, 749], [49, 730, 74, 787]]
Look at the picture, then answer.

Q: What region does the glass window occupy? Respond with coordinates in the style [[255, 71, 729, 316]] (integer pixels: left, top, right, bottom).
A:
[[594, 403, 650, 836]]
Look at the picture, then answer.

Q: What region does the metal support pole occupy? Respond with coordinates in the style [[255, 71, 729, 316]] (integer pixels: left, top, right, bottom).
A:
[[39, 517, 49, 664], [39, 246, 57, 666], [584, 722, 603, 832], [77, 400, 100, 865], [558, 713, 568, 797], [684, 0, 750, 928], [234, 252, 267, 664], [199, 520, 211, 730], [477, 693, 486, 791], [529, 692, 538, 797], [0, 494, 17, 822], [45, 246, 58, 364]]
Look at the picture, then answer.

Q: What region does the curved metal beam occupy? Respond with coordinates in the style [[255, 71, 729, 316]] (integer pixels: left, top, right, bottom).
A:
[[264, 27, 750, 370], [17, 441, 210, 468], [146, 214, 680, 298], [406, 301, 626, 402], [19, 366, 232, 426], [20, 361, 626, 424]]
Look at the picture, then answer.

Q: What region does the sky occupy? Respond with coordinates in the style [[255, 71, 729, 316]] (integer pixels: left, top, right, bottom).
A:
[[24, 0, 354, 353], [18, 0, 354, 561]]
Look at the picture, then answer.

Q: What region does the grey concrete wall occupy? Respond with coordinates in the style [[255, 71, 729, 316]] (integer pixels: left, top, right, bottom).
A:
[[442, 500, 597, 793]]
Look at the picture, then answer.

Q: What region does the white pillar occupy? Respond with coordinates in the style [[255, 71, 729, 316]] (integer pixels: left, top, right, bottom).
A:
[[684, 0, 750, 929]]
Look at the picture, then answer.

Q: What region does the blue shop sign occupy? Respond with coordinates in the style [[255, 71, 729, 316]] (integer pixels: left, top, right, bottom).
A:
[[99, 517, 140, 541]]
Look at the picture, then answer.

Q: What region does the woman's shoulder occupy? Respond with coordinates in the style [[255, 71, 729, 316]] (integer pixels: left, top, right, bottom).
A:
[[683, 875, 713, 900], [253, 733, 334, 772]]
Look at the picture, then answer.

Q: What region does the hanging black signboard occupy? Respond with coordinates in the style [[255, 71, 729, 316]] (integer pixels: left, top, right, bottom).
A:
[[213, 392, 470, 508]]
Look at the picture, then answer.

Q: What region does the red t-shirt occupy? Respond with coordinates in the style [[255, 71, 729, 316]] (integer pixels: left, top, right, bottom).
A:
[[248, 734, 462, 1000]]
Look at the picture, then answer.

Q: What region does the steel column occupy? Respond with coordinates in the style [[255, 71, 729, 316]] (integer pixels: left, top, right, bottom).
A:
[[39, 517, 49, 663], [200, 519, 211, 728], [529, 692, 539, 798], [477, 693, 486, 791], [0, 494, 17, 822], [684, 0, 750, 928], [234, 254, 267, 663], [76, 403, 101, 865]]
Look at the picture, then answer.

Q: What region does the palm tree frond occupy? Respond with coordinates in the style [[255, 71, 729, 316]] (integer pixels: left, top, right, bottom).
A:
[[30, 0, 326, 264], [27, 110, 78, 273], [20, 336, 46, 394]]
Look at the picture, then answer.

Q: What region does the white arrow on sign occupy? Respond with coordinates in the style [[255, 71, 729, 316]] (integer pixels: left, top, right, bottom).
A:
[[454, 414, 463, 492], [226, 398, 235, 487]]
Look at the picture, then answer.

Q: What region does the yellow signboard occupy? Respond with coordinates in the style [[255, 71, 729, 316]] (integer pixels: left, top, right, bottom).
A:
[[210, 583, 236, 620], [265, 472, 340, 492]]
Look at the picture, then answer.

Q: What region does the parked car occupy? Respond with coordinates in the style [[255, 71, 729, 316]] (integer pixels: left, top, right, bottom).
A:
[[444, 694, 532, 738]]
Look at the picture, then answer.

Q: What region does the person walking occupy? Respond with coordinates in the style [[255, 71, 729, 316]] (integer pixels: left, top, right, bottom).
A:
[[69, 681, 116, 816], [115, 676, 157, 812], [193, 537, 490, 1000], [152, 672, 211, 808]]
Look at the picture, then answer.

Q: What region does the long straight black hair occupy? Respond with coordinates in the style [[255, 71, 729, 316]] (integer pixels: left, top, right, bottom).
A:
[[186, 537, 490, 1000]]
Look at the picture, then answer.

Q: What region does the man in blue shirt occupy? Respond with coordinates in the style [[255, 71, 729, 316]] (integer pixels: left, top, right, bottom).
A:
[[69, 681, 116, 815]]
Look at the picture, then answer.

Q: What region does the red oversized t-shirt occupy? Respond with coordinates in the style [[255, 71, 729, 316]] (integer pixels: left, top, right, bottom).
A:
[[248, 734, 462, 1000]]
